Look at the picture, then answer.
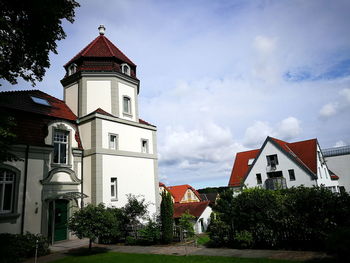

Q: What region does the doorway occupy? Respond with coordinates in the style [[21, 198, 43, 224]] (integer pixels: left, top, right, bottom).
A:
[[48, 199, 69, 242]]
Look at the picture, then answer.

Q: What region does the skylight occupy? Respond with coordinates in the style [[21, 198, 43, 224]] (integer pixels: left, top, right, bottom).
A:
[[248, 158, 255, 165], [31, 96, 51, 106]]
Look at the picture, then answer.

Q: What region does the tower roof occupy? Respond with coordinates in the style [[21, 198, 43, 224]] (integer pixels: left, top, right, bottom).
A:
[[65, 34, 136, 67]]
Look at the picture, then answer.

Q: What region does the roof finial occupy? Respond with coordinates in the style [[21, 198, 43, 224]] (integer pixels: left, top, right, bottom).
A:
[[98, 25, 105, 35]]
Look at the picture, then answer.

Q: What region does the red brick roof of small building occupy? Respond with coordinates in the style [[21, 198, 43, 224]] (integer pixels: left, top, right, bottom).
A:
[[0, 90, 82, 149], [167, 184, 202, 203], [228, 137, 319, 187], [173, 201, 210, 218], [65, 35, 136, 67]]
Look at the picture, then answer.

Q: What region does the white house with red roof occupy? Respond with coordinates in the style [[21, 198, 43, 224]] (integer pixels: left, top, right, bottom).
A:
[[228, 136, 339, 192], [0, 26, 159, 243], [160, 183, 212, 234]]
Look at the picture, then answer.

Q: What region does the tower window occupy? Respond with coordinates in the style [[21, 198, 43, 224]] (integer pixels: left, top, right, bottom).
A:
[[123, 96, 131, 115], [121, 63, 130, 76], [109, 134, 118, 150], [53, 130, 69, 164], [141, 139, 149, 153], [111, 178, 117, 200], [68, 64, 77, 76]]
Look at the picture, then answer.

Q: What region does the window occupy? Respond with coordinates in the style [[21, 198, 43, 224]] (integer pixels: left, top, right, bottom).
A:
[[123, 96, 131, 115], [266, 154, 279, 166], [141, 139, 149, 153], [109, 134, 118, 150], [68, 64, 77, 76], [256, 173, 262, 184], [288, 169, 296, 181], [121, 63, 130, 76], [187, 191, 191, 200], [0, 169, 15, 213], [111, 178, 117, 200], [248, 158, 254, 165], [53, 130, 69, 164], [31, 96, 51, 106]]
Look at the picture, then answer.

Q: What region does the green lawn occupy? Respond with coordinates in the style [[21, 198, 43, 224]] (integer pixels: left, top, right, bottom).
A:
[[52, 252, 300, 263]]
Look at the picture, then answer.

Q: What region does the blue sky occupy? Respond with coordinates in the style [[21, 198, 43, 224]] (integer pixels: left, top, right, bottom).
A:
[[1, 0, 350, 189]]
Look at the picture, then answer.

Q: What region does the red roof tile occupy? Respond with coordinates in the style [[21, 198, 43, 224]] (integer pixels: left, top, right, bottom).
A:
[[65, 35, 136, 67], [173, 201, 210, 218], [228, 137, 319, 187], [167, 184, 202, 203], [228, 149, 259, 187]]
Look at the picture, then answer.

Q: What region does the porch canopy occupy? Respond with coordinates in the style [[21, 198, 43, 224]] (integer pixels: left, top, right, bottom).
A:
[[45, 192, 88, 200]]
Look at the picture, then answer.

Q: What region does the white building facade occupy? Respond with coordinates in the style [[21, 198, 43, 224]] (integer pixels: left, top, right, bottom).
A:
[[0, 26, 159, 242]]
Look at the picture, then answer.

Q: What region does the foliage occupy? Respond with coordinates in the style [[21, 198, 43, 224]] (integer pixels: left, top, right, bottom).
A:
[[197, 186, 229, 194], [138, 219, 161, 245], [326, 226, 350, 260], [0, 115, 20, 162], [122, 194, 149, 226], [207, 215, 230, 247], [0, 0, 80, 86], [125, 236, 137, 246], [160, 191, 174, 243], [0, 232, 49, 263], [196, 233, 210, 246], [211, 187, 350, 250], [68, 203, 117, 250], [179, 211, 195, 238], [234, 230, 253, 249], [98, 207, 124, 244]]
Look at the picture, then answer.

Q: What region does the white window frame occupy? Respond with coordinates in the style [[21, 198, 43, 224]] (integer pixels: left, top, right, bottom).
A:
[[111, 177, 118, 200], [109, 134, 118, 150], [53, 130, 69, 165], [141, 139, 149, 153], [121, 63, 130, 76], [68, 63, 77, 76], [123, 96, 132, 115], [0, 169, 15, 213]]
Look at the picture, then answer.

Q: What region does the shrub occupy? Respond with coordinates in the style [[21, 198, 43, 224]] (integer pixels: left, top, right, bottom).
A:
[[326, 226, 350, 260], [125, 236, 137, 246], [179, 211, 195, 238], [234, 230, 253, 249], [160, 191, 174, 244], [138, 219, 161, 245], [0, 232, 50, 263]]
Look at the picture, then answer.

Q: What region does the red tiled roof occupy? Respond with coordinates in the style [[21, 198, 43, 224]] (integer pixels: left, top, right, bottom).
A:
[[65, 35, 136, 67], [0, 90, 77, 121], [139, 118, 156, 127], [173, 201, 210, 218], [228, 149, 259, 187], [167, 184, 202, 203], [228, 137, 319, 187], [0, 90, 82, 149]]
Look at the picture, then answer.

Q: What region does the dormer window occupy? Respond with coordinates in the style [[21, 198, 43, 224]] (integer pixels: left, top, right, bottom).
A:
[[121, 63, 130, 76], [53, 130, 69, 164], [68, 63, 77, 76]]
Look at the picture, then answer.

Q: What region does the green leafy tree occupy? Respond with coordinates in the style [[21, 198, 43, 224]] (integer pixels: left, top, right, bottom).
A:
[[179, 211, 195, 238], [0, 0, 80, 86], [160, 191, 173, 243], [122, 194, 149, 226], [0, 115, 20, 162], [68, 203, 116, 251]]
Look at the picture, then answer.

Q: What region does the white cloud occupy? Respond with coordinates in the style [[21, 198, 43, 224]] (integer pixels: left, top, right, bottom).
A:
[[339, 88, 350, 103], [253, 35, 277, 55], [319, 102, 338, 117], [243, 117, 302, 148], [334, 140, 346, 147]]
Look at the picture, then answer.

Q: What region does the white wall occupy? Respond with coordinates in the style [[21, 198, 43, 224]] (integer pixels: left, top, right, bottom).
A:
[[64, 83, 78, 116], [245, 141, 316, 188], [102, 155, 157, 216], [316, 144, 339, 190], [118, 82, 137, 122], [101, 120, 154, 154], [86, 80, 112, 115], [195, 206, 212, 234], [325, 153, 350, 192], [79, 122, 92, 150], [83, 156, 92, 205]]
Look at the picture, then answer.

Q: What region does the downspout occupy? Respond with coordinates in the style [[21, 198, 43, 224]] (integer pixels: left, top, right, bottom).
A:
[[21, 145, 29, 235], [80, 153, 84, 208]]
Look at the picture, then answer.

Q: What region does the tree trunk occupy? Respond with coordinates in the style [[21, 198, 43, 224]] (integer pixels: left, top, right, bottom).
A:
[[89, 238, 92, 251]]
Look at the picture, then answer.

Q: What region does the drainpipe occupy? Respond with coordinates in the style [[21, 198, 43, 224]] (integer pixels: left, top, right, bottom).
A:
[[21, 145, 29, 235], [80, 153, 84, 208]]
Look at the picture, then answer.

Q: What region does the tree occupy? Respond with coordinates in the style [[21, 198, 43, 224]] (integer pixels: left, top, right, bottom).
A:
[[122, 194, 149, 226], [0, 114, 21, 162], [179, 211, 195, 238], [0, 0, 80, 86], [67, 203, 116, 251], [160, 191, 174, 243]]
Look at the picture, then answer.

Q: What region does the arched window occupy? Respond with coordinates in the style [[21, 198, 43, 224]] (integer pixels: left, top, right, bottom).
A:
[[121, 63, 130, 76], [123, 96, 131, 115], [68, 64, 77, 76]]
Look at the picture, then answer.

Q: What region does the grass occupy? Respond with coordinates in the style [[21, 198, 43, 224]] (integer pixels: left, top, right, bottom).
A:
[[51, 252, 301, 263]]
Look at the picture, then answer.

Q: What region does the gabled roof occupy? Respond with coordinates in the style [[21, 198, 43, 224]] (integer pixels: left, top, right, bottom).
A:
[[0, 90, 77, 121], [228, 136, 319, 187], [65, 35, 136, 67], [228, 149, 259, 187], [173, 201, 210, 218], [167, 184, 202, 203], [0, 90, 82, 149]]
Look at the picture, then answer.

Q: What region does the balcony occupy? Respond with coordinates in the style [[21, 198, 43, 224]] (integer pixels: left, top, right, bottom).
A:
[[265, 177, 287, 190]]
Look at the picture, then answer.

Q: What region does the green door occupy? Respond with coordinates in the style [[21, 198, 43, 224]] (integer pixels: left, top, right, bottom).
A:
[[54, 199, 68, 242]]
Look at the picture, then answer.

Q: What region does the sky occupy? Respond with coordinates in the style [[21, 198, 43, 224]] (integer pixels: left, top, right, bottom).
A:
[[1, 0, 350, 189]]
